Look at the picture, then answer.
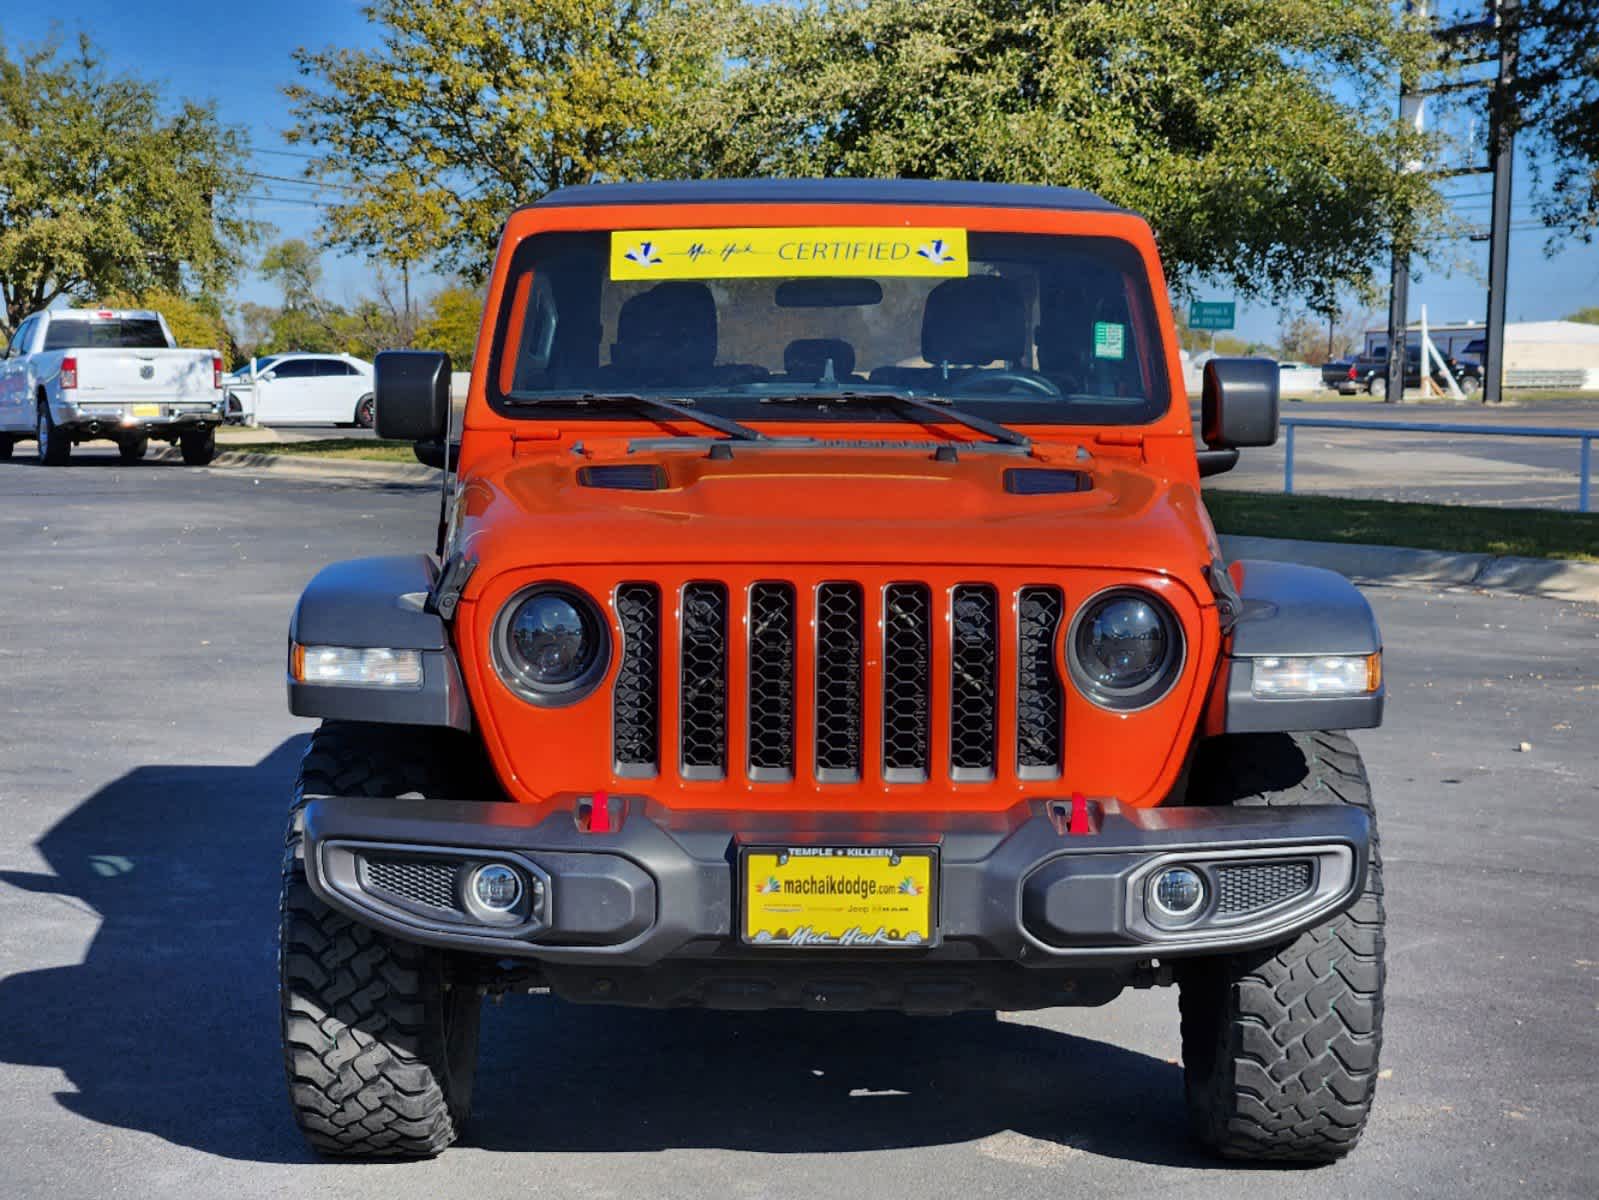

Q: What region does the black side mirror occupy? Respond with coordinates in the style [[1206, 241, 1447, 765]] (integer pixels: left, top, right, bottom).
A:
[[412, 438, 461, 470], [1201, 357, 1279, 449], [375, 350, 451, 442]]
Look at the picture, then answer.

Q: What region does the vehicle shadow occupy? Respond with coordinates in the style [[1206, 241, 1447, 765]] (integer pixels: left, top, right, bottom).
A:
[[0, 738, 315, 1164], [0, 738, 1218, 1170]]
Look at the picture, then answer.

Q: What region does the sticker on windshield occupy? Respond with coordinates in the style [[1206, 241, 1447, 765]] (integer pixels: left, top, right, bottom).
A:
[[1093, 321, 1126, 360], [610, 227, 968, 281]]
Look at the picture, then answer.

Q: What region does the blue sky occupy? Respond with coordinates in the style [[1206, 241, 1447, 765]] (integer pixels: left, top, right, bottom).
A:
[[6, 3, 1598, 345]]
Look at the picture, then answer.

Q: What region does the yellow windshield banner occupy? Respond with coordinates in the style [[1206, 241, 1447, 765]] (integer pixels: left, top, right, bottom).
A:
[[610, 226, 968, 280]]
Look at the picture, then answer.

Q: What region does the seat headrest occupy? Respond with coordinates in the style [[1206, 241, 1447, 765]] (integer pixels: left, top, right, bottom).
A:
[[921, 276, 1027, 366], [612, 282, 717, 370], [783, 338, 856, 380]]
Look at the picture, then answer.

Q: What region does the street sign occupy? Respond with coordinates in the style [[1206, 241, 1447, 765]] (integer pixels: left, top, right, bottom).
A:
[[1189, 301, 1236, 331]]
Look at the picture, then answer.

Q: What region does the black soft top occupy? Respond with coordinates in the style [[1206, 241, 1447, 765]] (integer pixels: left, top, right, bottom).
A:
[[531, 178, 1126, 215]]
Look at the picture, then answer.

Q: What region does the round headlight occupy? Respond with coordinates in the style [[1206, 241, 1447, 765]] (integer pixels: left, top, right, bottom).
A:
[[1067, 589, 1183, 710], [493, 584, 610, 704]]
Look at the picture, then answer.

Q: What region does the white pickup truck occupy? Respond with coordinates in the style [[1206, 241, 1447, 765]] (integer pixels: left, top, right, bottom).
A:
[[0, 308, 224, 466]]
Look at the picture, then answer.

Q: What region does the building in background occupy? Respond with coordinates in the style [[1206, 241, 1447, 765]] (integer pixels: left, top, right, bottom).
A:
[[1362, 320, 1599, 390]]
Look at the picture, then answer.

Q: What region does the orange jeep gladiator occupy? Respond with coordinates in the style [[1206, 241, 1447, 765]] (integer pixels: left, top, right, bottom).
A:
[[280, 180, 1385, 1163]]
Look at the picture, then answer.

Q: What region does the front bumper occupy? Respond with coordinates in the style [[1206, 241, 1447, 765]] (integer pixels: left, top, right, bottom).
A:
[[301, 794, 1369, 977]]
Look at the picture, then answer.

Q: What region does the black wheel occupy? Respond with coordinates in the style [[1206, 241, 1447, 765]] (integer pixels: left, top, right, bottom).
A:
[[354, 394, 376, 429], [179, 426, 216, 466], [280, 722, 486, 1158], [37, 402, 70, 466], [117, 435, 149, 464], [1177, 731, 1385, 1163], [0, 436, 15, 461], [1365, 376, 1388, 402]]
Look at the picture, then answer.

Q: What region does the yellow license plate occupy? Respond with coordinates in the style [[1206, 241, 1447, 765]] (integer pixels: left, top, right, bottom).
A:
[[131, 404, 160, 417], [742, 847, 936, 948]]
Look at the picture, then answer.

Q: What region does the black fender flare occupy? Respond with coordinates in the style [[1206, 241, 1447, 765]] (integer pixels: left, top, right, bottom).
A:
[[1214, 560, 1384, 734], [287, 555, 470, 730]]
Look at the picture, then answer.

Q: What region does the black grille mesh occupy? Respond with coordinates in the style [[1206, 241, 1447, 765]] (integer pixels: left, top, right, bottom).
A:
[[814, 583, 864, 776], [680, 583, 728, 774], [1214, 861, 1315, 915], [748, 582, 797, 775], [882, 584, 932, 777], [613, 583, 660, 768], [1016, 586, 1064, 773], [364, 857, 457, 911], [950, 585, 999, 774]]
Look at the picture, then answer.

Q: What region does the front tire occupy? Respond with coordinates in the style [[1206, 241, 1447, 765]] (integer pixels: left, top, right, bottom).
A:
[[0, 435, 15, 461], [279, 723, 484, 1158], [1177, 731, 1385, 1163], [354, 394, 375, 429], [179, 426, 216, 465]]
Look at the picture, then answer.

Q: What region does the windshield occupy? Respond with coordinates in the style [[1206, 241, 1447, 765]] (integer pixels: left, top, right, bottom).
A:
[[487, 228, 1170, 426], [230, 355, 280, 377], [43, 317, 169, 351]]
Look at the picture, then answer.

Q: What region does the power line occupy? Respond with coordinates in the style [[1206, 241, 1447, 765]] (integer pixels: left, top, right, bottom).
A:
[[239, 193, 335, 209], [241, 169, 359, 194]]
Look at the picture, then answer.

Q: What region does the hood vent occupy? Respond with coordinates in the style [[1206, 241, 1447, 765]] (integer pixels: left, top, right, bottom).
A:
[[1003, 468, 1092, 495], [578, 464, 667, 491]]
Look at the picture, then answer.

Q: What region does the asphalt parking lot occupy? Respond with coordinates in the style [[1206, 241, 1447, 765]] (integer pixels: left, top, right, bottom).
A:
[[1208, 399, 1599, 510], [1, 457, 1595, 1199]]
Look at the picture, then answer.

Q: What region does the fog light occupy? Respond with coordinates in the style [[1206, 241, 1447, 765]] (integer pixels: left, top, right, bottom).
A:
[[470, 864, 523, 912], [1150, 866, 1206, 921]]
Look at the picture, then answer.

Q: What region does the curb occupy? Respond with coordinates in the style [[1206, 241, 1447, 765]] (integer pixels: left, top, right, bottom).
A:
[[149, 446, 437, 485], [1218, 534, 1599, 605]]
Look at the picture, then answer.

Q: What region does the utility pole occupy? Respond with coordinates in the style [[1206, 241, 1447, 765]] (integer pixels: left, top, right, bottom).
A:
[[1482, 0, 1518, 405], [1385, 1, 1427, 404]]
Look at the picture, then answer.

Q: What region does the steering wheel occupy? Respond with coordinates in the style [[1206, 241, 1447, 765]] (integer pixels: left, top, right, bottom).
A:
[[949, 368, 1062, 398]]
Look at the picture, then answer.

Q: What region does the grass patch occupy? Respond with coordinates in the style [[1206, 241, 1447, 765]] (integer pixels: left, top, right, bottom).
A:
[[223, 438, 420, 463], [1206, 490, 1599, 563]]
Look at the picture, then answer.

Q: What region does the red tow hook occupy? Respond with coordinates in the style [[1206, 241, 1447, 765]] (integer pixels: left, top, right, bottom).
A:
[[578, 789, 614, 833], [1047, 792, 1104, 836], [1068, 791, 1094, 835]]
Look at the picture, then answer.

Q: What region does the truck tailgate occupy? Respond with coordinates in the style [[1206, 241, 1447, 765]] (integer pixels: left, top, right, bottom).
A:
[[73, 349, 215, 401]]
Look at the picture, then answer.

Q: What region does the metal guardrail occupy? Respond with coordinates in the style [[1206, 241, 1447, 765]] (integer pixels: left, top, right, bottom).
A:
[[1281, 417, 1595, 513]]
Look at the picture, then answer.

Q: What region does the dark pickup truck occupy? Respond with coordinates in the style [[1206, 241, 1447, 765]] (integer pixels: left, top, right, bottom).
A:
[[1336, 345, 1475, 398]]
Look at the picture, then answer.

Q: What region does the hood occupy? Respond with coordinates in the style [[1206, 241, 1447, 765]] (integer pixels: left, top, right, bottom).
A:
[[456, 443, 1216, 582]]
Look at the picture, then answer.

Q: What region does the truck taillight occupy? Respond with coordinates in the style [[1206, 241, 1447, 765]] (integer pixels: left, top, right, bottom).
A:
[[213, 355, 223, 389], [61, 357, 78, 390], [1347, 364, 1357, 380]]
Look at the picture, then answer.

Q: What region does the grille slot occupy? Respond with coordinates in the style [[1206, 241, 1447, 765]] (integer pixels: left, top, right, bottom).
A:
[[748, 582, 797, 779], [882, 584, 932, 781], [679, 582, 728, 778], [613, 583, 660, 772], [363, 856, 458, 912], [1214, 861, 1315, 916], [1016, 586, 1064, 777], [950, 584, 999, 778], [814, 583, 865, 780]]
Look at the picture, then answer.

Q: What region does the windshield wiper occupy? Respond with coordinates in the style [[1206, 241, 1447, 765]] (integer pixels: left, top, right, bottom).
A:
[[762, 388, 1032, 450], [504, 391, 769, 442]]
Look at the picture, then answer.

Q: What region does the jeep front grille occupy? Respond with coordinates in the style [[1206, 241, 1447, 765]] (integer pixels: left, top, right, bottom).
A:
[[612, 576, 1067, 788], [679, 582, 728, 778]]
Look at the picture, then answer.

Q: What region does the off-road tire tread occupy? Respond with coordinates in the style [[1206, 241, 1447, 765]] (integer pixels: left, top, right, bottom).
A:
[[279, 722, 482, 1158], [1179, 730, 1384, 1163]]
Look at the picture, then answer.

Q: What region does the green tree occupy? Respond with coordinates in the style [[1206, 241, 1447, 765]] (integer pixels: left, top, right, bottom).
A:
[[1503, 2, 1599, 242], [287, 0, 716, 282], [0, 33, 254, 331], [1565, 306, 1599, 325], [659, 0, 1446, 310], [414, 285, 485, 369]]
